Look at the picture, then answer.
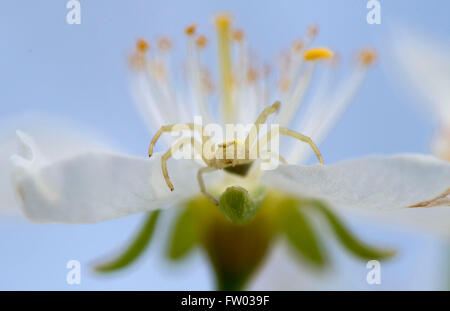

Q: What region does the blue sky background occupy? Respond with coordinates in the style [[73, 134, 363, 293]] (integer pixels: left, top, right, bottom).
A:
[[1, 0, 449, 290]]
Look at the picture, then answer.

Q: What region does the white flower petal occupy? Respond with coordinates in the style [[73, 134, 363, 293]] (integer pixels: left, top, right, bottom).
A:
[[262, 154, 450, 210], [390, 27, 450, 123], [0, 114, 114, 218], [345, 204, 450, 238], [11, 132, 201, 224]]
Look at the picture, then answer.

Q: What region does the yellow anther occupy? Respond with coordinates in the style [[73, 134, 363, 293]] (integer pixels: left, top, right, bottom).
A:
[[130, 39, 149, 70], [136, 38, 150, 53], [358, 48, 377, 66], [304, 47, 334, 61], [307, 25, 319, 38], [292, 40, 304, 53], [185, 24, 197, 36], [215, 13, 232, 28], [195, 35, 208, 48], [157, 37, 172, 52], [232, 29, 244, 42]]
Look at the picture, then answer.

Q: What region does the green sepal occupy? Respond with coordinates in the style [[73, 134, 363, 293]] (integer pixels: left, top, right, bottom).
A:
[[167, 204, 200, 260], [94, 210, 160, 273], [218, 186, 263, 225], [281, 200, 328, 268], [310, 200, 396, 260]]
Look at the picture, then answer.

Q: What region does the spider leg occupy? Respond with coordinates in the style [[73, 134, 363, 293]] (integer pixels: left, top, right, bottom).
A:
[[149, 123, 208, 157], [254, 101, 281, 127], [244, 101, 281, 159], [248, 132, 287, 164], [197, 166, 219, 205], [161, 136, 203, 191], [256, 127, 324, 164], [279, 127, 323, 164]]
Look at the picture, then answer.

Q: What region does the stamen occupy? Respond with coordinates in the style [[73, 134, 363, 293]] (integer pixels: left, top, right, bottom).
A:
[[185, 24, 197, 36], [232, 29, 245, 42], [357, 48, 377, 66], [186, 26, 213, 123], [292, 40, 304, 53], [279, 26, 316, 95], [278, 64, 315, 126], [145, 58, 178, 124], [304, 48, 334, 61], [195, 35, 208, 49], [232, 27, 261, 123], [263, 64, 272, 79], [201, 68, 215, 94], [279, 26, 320, 100], [307, 25, 319, 39], [328, 51, 340, 67], [288, 48, 376, 163], [262, 64, 271, 104], [136, 38, 150, 53], [157, 37, 172, 52], [145, 36, 180, 124], [215, 13, 234, 123], [278, 77, 291, 93], [129, 39, 150, 70], [247, 67, 259, 84], [149, 60, 167, 81], [130, 19, 375, 169]]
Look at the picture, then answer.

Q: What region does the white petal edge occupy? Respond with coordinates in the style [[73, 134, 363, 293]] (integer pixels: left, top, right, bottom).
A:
[[11, 132, 202, 224], [0, 113, 115, 218], [262, 154, 450, 210]]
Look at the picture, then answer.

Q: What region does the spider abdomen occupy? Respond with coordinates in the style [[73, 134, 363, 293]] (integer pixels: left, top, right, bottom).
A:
[[223, 162, 253, 176]]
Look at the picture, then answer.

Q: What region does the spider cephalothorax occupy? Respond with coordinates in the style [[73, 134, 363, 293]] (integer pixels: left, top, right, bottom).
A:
[[148, 101, 323, 205]]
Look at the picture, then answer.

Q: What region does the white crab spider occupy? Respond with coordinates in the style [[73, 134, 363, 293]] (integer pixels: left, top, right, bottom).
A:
[[148, 101, 324, 205]]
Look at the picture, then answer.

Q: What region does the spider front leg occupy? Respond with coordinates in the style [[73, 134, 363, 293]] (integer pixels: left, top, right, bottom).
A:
[[247, 137, 288, 164], [257, 127, 324, 164], [279, 127, 323, 164], [244, 101, 280, 156], [161, 136, 203, 191], [197, 166, 219, 205], [149, 123, 207, 157]]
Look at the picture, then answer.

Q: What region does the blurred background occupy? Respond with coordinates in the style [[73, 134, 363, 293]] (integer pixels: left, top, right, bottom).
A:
[[0, 0, 449, 290]]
